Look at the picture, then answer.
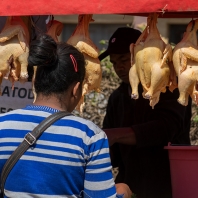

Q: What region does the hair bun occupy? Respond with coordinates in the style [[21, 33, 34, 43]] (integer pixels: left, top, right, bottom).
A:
[[28, 34, 58, 68]]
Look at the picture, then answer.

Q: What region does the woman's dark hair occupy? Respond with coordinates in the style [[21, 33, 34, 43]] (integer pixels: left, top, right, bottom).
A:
[[28, 34, 85, 96]]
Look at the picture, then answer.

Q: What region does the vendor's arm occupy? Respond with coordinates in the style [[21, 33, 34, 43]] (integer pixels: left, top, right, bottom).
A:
[[103, 86, 192, 148], [103, 127, 136, 146], [131, 88, 192, 148]]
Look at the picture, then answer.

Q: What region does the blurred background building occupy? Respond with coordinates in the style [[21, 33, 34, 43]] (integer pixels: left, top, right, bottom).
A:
[[55, 14, 193, 50]]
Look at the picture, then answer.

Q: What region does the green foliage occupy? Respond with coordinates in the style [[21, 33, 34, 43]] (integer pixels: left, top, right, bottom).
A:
[[192, 103, 198, 124], [99, 40, 108, 45], [193, 115, 198, 123], [136, 23, 147, 32], [131, 193, 137, 198]]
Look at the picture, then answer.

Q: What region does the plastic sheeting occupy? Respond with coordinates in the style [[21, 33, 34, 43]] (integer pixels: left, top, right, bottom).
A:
[[0, 0, 198, 17]]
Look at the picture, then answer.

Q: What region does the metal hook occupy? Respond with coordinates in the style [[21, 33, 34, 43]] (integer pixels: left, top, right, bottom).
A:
[[161, 4, 168, 15], [190, 19, 195, 32]]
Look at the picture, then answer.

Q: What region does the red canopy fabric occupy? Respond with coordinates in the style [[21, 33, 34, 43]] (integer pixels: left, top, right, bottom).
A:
[[1, 0, 198, 17]]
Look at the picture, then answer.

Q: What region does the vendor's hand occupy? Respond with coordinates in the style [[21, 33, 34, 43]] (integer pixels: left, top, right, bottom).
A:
[[103, 128, 136, 146], [103, 128, 116, 146], [115, 183, 132, 198]]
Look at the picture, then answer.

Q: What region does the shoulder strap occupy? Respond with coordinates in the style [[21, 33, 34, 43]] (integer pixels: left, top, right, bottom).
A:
[[0, 111, 71, 197]]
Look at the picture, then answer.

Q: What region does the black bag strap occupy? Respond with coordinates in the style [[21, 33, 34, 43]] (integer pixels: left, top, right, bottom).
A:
[[0, 111, 71, 197]]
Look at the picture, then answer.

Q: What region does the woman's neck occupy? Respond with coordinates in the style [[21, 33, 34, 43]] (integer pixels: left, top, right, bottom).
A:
[[33, 95, 67, 111]]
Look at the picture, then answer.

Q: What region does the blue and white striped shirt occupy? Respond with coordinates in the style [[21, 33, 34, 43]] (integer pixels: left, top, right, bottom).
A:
[[0, 105, 122, 198]]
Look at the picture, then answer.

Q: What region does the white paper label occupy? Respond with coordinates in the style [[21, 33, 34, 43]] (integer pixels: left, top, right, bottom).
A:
[[0, 80, 34, 113]]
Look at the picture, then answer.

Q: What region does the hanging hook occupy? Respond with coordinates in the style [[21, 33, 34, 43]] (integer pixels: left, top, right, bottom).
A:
[[161, 4, 168, 15], [48, 15, 54, 29], [190, 19, 195, 32], [191, 11, 194, 21]]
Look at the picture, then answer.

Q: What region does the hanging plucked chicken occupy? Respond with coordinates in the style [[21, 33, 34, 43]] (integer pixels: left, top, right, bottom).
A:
[[67, 14, 102, 113], [0, 16, 30, 93], [46, 19, 63, 43], [172, 19, 198, 106], [129, 13, 175, 108]]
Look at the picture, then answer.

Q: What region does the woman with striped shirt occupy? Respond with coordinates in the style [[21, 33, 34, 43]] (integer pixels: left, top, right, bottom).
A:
[[0, 34, 132, 198]]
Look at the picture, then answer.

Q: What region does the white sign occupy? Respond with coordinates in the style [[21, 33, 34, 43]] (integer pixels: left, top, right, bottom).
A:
[[0, 80, 34, 113]]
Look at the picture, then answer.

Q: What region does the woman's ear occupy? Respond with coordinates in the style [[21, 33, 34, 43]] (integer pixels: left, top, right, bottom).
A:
[[73, 82, 81, 97]]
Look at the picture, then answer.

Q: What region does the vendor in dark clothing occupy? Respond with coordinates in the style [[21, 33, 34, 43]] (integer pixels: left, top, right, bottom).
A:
[[99, 27, 192, 198]]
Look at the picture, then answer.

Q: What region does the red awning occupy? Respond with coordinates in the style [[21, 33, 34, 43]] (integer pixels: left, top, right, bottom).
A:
[[1, 0, 198, 18]]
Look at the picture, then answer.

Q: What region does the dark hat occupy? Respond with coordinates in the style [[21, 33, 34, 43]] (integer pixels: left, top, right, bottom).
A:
[[99, 27, 141, 61]]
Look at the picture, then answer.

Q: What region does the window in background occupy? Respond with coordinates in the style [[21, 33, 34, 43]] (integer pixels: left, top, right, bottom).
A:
[[169, 24, 188, 45]]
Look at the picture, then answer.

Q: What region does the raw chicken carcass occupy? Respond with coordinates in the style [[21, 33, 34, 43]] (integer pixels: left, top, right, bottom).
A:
[[129, 13, 174, 108], [0, 16, 30, 91], [67, 14, 102, 112], [46, 19, 63, 42], [67, 14, 99, 58], [172, 19, 198, 106], [75, 53, 102, 112], [82, 54, 101, 94]]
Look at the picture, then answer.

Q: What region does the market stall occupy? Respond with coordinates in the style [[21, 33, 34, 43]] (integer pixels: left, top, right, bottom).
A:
[[0, 1, 198, 198]]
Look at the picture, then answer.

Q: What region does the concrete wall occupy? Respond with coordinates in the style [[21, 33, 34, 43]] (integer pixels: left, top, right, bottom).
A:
[[54, 14, 194, 47]]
